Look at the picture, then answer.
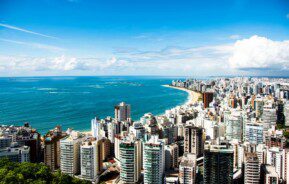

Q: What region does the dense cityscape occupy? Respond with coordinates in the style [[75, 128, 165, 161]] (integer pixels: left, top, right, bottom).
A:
[[1, 77, 289, 184]]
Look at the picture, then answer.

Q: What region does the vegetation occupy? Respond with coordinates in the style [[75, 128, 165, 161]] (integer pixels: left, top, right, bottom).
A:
[[0, 158, 91, 184], [276, 123, 285, 130]]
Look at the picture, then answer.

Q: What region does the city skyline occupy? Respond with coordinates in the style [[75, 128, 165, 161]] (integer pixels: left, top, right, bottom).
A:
[[0, 0, 289, 76]]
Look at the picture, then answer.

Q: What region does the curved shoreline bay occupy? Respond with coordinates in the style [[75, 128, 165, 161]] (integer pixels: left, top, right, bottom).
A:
[[0, 76, 188, 134]]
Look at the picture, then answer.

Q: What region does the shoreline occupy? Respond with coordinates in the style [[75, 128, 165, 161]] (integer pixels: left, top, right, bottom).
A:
[[82, 84, 199, 135], [162, 84, 202, 105]]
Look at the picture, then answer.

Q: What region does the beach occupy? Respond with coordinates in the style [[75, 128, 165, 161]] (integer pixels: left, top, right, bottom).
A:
[[162, 85, 203, 105]]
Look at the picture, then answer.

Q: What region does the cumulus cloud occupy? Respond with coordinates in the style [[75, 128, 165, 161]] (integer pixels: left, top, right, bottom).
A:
[[228, 35, 289, 71], [0, 55, 131, 73], [1, 35, 288, 76]]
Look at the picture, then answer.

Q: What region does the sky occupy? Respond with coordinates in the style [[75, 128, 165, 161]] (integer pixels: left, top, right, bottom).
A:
[[0, 0, 289, 76]]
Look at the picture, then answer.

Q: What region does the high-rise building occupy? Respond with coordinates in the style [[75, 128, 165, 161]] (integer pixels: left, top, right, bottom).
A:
[[179, 153, 196, 184], [91, 117, 105, 139], [115, 102, 131, 122], [225, 110, 243, 141], [254, 96, 264, 118], [262, 106, 277, 131], [80, 140, 103, 181], [164, 143, 179, 171], [266, 147, 284, 178], [143, 136, 165, 184], [80, 141, 97, 181], [60, 136, 81, 175], [44, 126, 66, 171], [245, 123, 263, 144], [284, 102, 289, 127], [130, 122, 145, 140], [119, 138, 142, 183], [244, 153, 260, 184], [277, 100, 285, 125], [203, 143, 234, 184], [184, 124, 204, 158], [203, 92, 214, 108]]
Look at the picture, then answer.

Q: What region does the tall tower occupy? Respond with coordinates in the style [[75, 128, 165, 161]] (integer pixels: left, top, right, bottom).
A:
[[184, 124, 204, 158], [203, 92, 214, 108], [204, 144, 234, 184], [143, 136, 165, 184], [119, 138, 142, 183], [44, 126, 65, 171], [80, 141, 97, 181], [115, 102, 131, 122], [179, 153, 196, 184], [60, 136, 81, 175], [244, 153, 260, 184], [284, 102, 289, 127]]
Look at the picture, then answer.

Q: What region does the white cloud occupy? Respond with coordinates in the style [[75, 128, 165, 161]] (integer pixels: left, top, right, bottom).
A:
[[1, 35, 288, 76], [229, 35, 289, 70], [0, 23, 57, 39]]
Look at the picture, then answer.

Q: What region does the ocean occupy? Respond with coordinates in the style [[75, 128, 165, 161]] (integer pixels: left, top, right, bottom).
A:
[[0, 76, 188, 134]]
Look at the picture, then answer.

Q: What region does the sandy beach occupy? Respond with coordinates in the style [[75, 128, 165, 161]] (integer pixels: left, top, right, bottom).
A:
[[162, 85, 202, 105]]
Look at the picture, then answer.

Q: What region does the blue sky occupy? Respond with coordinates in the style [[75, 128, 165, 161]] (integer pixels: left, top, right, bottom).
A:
[[0, 0, 289, 76]]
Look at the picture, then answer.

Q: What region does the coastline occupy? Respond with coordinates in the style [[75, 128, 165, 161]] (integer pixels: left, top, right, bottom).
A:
[[162, 84, 202, 105]]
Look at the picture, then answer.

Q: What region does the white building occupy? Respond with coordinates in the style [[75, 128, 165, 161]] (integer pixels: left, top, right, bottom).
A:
[[245, 122, 263, 144], [244, 153, 260, 184], [266, 147, 284, 178], [225, 110, 243, 141], [179, 153, 196, 184], [60, 136, 81, 175], [91, 117, 105, 139], [262, 107, 277, 131], [80, 141, 102, 181]]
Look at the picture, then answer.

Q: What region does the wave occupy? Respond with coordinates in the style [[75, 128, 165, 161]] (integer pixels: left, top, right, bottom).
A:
[[88, 85, 104, 89], [37, 88, 58, 91]]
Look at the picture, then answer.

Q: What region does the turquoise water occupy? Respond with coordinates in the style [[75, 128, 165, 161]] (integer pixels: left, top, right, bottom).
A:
[[0, 76, 187, 134]]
